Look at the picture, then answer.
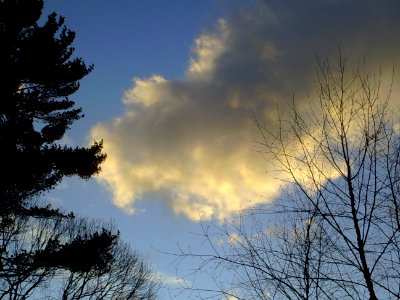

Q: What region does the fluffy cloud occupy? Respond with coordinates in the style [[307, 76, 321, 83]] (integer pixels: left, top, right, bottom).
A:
[[91, 0, 400, 220]]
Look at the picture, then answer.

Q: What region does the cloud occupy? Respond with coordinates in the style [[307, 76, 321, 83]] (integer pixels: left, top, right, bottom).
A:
[[158, 271, 188, 287], [91, 0, 400, 221]]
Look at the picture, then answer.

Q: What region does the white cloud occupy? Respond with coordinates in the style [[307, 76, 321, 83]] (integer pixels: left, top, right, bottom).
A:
[[157, 271, 188, 287], [91, 0, 400, 221]]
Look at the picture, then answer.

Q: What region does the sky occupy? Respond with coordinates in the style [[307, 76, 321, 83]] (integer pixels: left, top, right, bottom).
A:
[[41, 0, 400, 298]]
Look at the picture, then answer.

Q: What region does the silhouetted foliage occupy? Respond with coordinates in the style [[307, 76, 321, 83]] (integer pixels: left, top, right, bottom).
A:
[[0, 216, 160, 299], [0, 1, 160, 299], [0, 0, 105, 215], [59, 229, 160, 300], [35, 228, 117, 273]]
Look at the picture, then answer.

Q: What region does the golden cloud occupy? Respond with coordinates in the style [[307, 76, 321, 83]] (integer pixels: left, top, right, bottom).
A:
[[90, 0, 400, 220]]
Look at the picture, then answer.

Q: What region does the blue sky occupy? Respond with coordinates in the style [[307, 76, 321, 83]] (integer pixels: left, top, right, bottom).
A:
[[40, 0, 400, 298], [41, 1, 237, 297]]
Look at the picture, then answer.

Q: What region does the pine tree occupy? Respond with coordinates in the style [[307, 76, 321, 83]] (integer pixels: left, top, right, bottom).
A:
[[0, 2, 161, 298], [0, 0, 118, 291], [0, 0, 106, 216]]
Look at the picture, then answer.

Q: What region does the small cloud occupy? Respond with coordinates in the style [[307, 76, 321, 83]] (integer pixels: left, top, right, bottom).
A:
[[158, 271, 189, 287], [228, 233, 241, 245]]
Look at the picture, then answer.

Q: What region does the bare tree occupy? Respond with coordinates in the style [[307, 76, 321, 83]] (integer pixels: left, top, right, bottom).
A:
[[58, 235, 160, 300], [177, 55, 400, 300], [0, 211, 160, 299]]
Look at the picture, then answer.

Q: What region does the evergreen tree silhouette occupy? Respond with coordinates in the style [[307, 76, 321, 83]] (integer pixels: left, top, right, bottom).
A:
[[0, 0, 106, 216], [0, 0, 119, 288]]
